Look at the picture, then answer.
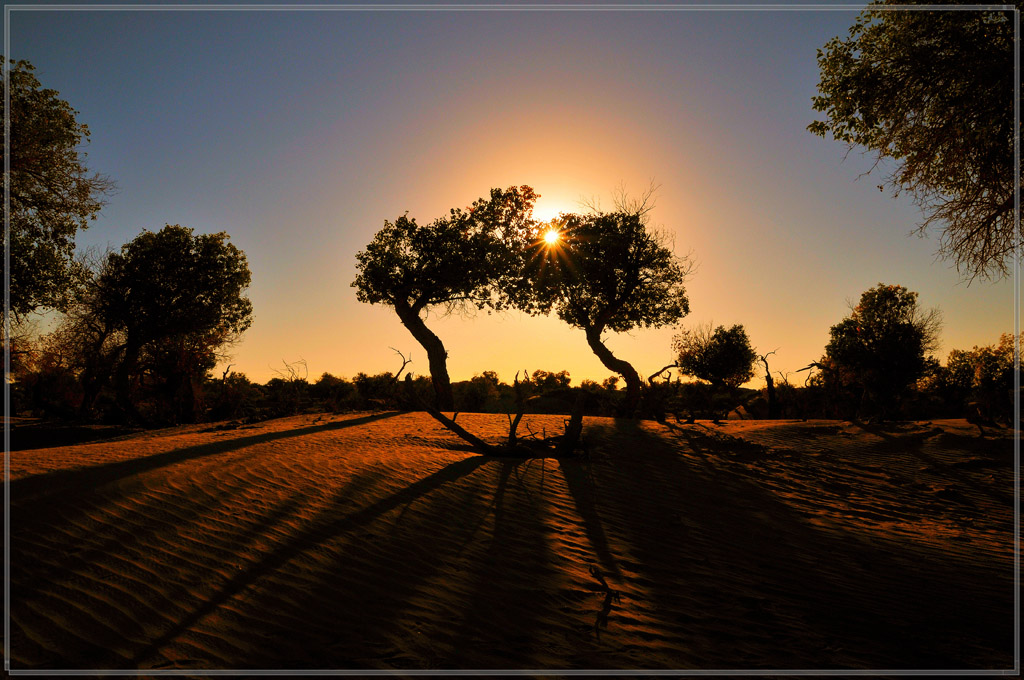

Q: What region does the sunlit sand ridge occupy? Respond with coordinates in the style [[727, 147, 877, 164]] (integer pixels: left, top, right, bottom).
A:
[[7, 412, 1014, 670]]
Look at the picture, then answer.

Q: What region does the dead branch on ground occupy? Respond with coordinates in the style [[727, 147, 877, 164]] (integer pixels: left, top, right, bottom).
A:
[[404, 372, 586, 458]]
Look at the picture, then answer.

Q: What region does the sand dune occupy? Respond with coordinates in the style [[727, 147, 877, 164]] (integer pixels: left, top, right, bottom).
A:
[[5, 412, 1015, 671]]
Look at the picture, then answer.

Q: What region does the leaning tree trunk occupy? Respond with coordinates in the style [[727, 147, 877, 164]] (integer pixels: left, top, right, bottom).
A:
[[394, 302, 455, 411], [584, 326, 642, 417]]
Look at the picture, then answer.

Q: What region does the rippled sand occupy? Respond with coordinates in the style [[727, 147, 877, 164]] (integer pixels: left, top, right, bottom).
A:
[[6, 412, 1015, 671]]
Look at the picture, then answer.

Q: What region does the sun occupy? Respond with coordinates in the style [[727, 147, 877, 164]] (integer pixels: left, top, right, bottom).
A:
[[543, 229, 560, 245]]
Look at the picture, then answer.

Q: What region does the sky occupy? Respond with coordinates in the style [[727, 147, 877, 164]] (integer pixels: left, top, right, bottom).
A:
[[8, 2, 1017, 388]]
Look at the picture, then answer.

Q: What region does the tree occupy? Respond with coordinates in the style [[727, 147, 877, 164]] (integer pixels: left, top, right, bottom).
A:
[[43, 252, 125, 418], [809, 3, 1017, 280], [673, 323, 757, 422], [531, 369, 571, 391], [352, 186, 538, 411], [938, 333, 1016, 426], [525, 201, 692, 417], [97, 225, 253, 421], [1, 58, 115, 322], [822, 283, 941, 419], [674, 324, 758, 389], [758, 349, 781, 419]]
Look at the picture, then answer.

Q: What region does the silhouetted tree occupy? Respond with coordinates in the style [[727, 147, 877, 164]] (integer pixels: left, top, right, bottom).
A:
[[98, 225, 253, 421], [935, 333, 1016, 428], [47, 257, 125, 418], [759, 350, 780, 419], [311, 372, 357, 412], [524, 200, 692, 417], [531, 369, 571, 391], [141, 329, 231, 423], [675, 324, 757, 389], [352, 186, 538, 410], [809, 3, 1017, 280], [263, 360, 311, 417], [12, 335, 82, 419], [208, 370, 260, 422], [674, 323, 757, 422], [822, 283, 941, 420], [18, 249, 125, 419], [1, 58, 115, 324]]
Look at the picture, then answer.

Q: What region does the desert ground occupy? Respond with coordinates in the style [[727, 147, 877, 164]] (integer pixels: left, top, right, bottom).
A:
[[5, 412, 1016, 671]]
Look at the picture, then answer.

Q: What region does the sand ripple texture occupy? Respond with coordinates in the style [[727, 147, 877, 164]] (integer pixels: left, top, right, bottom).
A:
[[6, 412, 1015, 671]]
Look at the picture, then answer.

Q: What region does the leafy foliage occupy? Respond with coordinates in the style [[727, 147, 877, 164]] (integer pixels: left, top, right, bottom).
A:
[[673, 323, 757, 389], [931, 333, 1017, 424], [809, 3, 1017, 280], [822, 283, 941, 419], [1, 58, 115, 320], [95, 225, 253, 421], [353, 186, 538, 314], [523, 205, 692, 415], [100, 225, 252, 346], [528, 210, 691, 333], [352, 186, 538, 410]]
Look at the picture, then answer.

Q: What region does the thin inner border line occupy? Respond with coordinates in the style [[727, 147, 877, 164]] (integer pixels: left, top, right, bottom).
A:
[[2, 2, 1019, 676]]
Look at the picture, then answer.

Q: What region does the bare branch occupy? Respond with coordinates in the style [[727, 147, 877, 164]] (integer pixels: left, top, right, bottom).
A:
[[648, 363, 678, 386], [388, 347, 413, 384]]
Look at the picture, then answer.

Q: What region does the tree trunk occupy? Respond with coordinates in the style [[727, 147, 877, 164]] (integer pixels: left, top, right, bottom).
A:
[[584, 326, 641, 417], [764, 369, 779, 420], [114, 341, 142, 423], [79, 333, 113, 419], [79, 369, 101, 419], [172, 370, 199, 424], [394, 303, 454, 411]]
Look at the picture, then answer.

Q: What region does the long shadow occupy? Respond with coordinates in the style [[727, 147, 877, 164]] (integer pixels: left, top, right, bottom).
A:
[[127, 454, 489, 668], [170, 455, 569, 670], [9, 422, 142, 452], [558, 458, 620, 578], [580, 421, 1014, 669], [8, 411, 404, 508], [8, 427, 385, 669], [856, 422, 1014, 507], [11, 474, 259, 606], [441, 458, 557, 668], [10, 489, 313, 669]]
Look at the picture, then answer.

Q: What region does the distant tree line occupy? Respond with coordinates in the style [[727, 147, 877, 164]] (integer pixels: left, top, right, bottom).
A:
[[10, 276, 1017, 428]]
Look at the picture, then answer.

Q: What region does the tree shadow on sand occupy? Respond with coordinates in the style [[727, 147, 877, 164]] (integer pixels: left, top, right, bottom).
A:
[[855, 421, 1014, 508], [122, 454, 493, 668], [577, 420, 1014, 669], [8, 415, 1013, 671], [9, 412, 404, 507], [125, 452, 609, 670]]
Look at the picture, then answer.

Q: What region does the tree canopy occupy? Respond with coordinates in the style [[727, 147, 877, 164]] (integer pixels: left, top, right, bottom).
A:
[[98, 225, 253, 419], [1, 58, 115, 321], [809, 3, 1017, 280], [673, 323, 757, 389], [525, 205, 692, 416], [352, 186, 538, 410], [821, 283, 940, 419], [100, 225, 252, 344], [938, 333, 1016, 425]]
